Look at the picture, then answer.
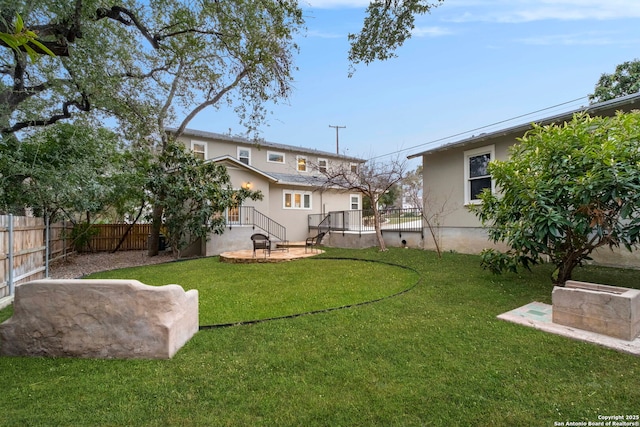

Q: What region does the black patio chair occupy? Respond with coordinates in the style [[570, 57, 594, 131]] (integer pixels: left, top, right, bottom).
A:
[[251, 233, 271, 258], [305, 231, 326, 253]]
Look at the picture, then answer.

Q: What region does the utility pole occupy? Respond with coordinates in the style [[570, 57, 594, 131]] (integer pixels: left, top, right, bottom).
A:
[[328, 125, 346, 154]]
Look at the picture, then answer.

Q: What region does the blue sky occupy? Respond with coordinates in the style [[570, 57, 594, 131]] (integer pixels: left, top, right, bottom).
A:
[[187, 0, 640, 166]]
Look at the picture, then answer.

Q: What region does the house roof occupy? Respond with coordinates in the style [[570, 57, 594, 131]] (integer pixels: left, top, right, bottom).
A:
[[168, 127, 366, 163], [267, 172, 331, 188], [207, 156, 331, 188], [206, 155, 278, 182], [407, 92, 640, 159]]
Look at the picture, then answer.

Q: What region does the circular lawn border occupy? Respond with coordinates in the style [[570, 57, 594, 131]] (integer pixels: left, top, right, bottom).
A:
[[198, 257, 421, 329]]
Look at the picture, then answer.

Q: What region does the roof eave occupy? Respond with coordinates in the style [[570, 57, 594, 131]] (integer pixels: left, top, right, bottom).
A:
[[206, 155, 279, 183], [407, 92, 640, 159], [167, 127, 366, 163]]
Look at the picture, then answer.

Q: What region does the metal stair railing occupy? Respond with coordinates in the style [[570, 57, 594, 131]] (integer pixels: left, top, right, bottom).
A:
[[237, 206, 286, 242], [308, 208, 424, 235], [308, 213, 331, 233]]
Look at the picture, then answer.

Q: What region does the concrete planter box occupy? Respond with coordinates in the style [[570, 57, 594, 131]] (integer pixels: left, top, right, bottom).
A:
[[552, 280, 640, 341]]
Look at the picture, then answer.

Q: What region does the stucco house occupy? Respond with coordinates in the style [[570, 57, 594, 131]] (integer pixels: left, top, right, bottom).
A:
[[408, 92, 640, 268], [171, 128, 366, 255]]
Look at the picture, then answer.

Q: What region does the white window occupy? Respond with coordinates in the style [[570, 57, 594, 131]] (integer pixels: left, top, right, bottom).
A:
[[191, 141, 207, 160], [238, 147, 251, 165], [318, 158, 328, 173], [350, 163, 358, 173], [268, 151, 285, 164], [297, 156, 307, 172], [283, 190, 312, 210], [350, 194, 361, 210], [464, 145, 495, 205]]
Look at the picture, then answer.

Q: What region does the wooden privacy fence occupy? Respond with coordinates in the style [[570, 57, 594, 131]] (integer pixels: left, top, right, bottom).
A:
[[1, 216, 149, 302], [1, 215, 75, 300], [49, 220, 75, 263], [80, 224, 152, 252], [0, 215, 45, 299]]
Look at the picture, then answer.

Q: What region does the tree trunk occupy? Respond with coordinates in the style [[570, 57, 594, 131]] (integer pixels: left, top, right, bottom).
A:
[[423, 213, 442, 258], [85, 211, 93, 252], [372, 206, 387, 251], [553, 260, 578, 286], [111, 201, 145, 253], [148, 203, 163, 257]]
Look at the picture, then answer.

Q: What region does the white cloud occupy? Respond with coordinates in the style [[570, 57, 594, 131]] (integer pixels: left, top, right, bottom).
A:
[[301, 0, 370, 8], [443, 0, 640, 23], [301, 0, 640, 19], [517, 32, 619, 46], [412, 26, 454, 37], [307, 29, 344, 39]]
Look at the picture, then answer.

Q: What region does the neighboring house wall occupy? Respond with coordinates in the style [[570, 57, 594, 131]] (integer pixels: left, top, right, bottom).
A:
[[422, 134, 514, 230], [412, 93, 640, 268]]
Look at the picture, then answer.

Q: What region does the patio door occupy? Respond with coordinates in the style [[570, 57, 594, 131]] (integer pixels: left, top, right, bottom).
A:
[[227, 204, 241, 224]]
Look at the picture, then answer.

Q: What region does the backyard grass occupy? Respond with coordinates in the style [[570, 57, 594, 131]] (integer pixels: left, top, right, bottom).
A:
[[0, 248, 639, 426]]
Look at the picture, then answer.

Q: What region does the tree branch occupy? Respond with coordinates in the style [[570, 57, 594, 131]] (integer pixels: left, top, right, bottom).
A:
[[95, 6, 159, 49], [122, 64, 173, 79], [175, 67, 251, 138], [3, 93, 90, 133], [155, 28, 226, 43]]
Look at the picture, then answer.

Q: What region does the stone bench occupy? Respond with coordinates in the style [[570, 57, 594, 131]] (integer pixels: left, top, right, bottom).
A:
[[552, 280, 640, 341], [0, 279, 198, 359]]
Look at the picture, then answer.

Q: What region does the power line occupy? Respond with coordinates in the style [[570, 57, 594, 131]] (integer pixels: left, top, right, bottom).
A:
[[368, 96, 588, 161]]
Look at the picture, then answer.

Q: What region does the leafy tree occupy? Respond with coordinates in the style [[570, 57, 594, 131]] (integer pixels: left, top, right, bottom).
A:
[[1, 0, 303, 137], [1, 0, 137, 135], [348, 0, 444, 74], [589, 59, 640, 103], [378, 184, 400, 209], [0, 121, 145, 249], [472, 112, 640, 285], [320, 156, 406, 251]]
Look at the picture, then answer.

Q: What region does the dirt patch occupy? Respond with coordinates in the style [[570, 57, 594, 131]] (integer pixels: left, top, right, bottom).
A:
[[49, 251, 175, 279]]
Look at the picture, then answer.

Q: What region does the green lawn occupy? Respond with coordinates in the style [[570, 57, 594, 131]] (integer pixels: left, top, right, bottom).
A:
[[0, 248, 638, 426], [87, 257, 418, 326]]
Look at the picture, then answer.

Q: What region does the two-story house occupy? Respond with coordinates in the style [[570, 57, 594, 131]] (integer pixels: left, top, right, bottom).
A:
[[171, 128, 366, 255]]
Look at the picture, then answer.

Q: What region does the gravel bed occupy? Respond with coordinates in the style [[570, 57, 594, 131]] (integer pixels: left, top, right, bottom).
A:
[[48, 250, 175, 279]]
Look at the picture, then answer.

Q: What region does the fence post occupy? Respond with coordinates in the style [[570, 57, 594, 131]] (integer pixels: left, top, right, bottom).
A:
[[8, 213, 14, 297], [45, 214, 50, 278], [63, 220, 67, 259]]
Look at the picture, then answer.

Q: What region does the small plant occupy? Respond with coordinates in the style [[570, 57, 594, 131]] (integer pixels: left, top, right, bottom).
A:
[[70, 222, 99, 252]]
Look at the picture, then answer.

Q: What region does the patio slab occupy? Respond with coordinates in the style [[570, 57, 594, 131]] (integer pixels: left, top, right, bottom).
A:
[[220, 247, 323, 263], [497, 302, 640, 356]]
